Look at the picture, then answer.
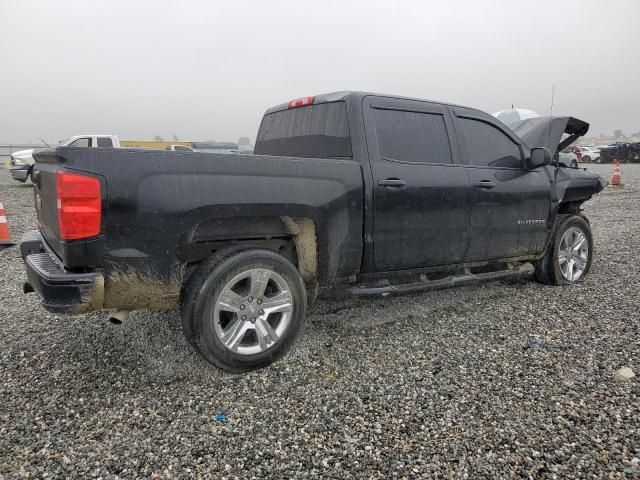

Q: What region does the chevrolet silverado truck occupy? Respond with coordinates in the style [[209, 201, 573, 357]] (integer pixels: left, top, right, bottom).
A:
[[20, 92, 606, 371]]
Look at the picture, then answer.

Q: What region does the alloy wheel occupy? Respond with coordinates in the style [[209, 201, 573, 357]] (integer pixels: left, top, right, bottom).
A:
[[213, 268, 293, 355], [558, 227, 589, 281]]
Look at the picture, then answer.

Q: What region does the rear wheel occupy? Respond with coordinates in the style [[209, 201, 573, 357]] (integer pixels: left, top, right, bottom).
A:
[[181, 249, 307, 371], [534, 215, 592, 285], [582, 155, 591, 163], [595, 157, 602, 164]]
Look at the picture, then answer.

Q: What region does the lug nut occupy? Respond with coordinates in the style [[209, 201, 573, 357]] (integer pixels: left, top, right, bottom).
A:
[[248, 296, 253, 302], [240, 305, 245, 310], [251, 317, 256, 322], [257, 299, 262, 305], [241, 315, 246, 320], [259, 309, 264, 315]]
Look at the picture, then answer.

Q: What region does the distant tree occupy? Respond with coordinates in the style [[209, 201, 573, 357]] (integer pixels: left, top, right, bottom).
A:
[[613, 129, 624, 140], [154, 135, 164, 142], [238, 136, 251, 146], [172, 134, 179, 141]]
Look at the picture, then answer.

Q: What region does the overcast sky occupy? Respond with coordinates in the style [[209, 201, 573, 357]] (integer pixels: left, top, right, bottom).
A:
[[1, 0, 638, 144]]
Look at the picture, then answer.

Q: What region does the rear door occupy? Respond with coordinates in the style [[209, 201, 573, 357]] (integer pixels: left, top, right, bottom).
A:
[[451, 108, 551, 261], [363, 97, 471, 271]]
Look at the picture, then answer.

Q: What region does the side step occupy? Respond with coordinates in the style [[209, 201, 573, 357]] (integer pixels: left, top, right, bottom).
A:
[[349, 263, 535, 297]]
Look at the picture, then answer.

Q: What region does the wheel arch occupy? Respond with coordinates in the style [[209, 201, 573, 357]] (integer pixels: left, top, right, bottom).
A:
[[178, 215, 319, 288], [557, 200, 585, 216]]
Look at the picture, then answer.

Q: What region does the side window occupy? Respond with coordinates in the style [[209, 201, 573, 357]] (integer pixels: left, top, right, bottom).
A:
[[373, 108, 452, 164], [97, 137, 113, 147], [458, 118, 523, 168], [68, 137, 92, 147]]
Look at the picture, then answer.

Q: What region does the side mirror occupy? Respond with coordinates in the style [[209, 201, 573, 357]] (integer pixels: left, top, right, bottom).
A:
[[529, 147, 552, 169]]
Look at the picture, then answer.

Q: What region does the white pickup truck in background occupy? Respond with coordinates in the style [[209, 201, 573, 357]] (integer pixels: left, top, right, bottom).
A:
[[10, 134, 120, 182]]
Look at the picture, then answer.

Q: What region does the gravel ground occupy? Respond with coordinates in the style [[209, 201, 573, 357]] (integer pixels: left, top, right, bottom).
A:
[[0, 164, 638, 478]]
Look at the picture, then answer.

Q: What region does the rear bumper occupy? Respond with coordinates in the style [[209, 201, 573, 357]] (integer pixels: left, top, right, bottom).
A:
[[21, 231, 104, 314], [10, 165, 30, 182]]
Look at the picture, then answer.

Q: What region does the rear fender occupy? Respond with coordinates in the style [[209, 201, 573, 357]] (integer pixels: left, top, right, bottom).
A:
[[178, 215, 319, 285]]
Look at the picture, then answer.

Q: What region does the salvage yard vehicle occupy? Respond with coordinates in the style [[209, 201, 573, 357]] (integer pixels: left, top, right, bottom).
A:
[[559, 148, 579, 169], [20, 92, 606, 371], [165, 144, 195, 152], [10, 135, 120, 183], [579, 146, 600, 163], [599, 142, 640, 163]]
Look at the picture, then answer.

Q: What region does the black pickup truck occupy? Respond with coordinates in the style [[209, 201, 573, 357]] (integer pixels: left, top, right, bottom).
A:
[[21, 91, 606, 371]]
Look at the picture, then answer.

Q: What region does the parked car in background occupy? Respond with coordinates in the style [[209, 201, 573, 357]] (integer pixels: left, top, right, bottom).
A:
[[165, 144, 194, 152], [599, 142, 640, 163], [9, 149, 39, 182], [10, 135, 120, 183], [559, 148, 579, 168], [579, 146, 600, 163], [21, 91, 606, 371]]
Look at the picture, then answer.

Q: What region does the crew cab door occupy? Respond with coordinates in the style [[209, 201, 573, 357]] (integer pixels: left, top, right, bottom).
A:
[[451, 107, 551, 261], [363, 97, 471, 271]]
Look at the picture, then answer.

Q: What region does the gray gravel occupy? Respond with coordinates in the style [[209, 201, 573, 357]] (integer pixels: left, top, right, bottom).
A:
[[0, 164, 638, 478]]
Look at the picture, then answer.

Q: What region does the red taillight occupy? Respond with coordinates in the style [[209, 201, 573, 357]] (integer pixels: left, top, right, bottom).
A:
[[288, 96, 315, 109], [56, 171, 101, 240]]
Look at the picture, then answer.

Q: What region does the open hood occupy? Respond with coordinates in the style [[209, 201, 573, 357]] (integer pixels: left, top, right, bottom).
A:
[[510, 116, 589, 156]]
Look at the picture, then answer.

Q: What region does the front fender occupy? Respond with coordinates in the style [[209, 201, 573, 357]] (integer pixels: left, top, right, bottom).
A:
[[555, 167, 607, 204]]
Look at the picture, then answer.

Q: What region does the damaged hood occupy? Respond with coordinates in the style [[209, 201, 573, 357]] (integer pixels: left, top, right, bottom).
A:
[[510, 116, 589, 156]]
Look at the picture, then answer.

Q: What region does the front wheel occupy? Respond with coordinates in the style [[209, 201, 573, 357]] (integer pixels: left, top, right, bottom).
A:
[[534, 215, 593, 285], [181, 249, 307, 372]]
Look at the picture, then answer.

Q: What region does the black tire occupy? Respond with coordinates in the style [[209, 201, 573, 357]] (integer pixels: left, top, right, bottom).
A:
[[595, 157, 602, 164], [181, 249, 307, 372], [583, 155, 591, 163], [534, 215, 593, 285]]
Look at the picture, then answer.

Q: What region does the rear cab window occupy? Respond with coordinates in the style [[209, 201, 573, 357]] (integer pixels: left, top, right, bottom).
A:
[[97, 137, 113, 147], [254, 102, 352, 158]]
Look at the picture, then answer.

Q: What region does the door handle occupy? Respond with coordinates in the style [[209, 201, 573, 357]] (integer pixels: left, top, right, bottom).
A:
[[378, 178, 407, 188], [474, 180, 495, 189]]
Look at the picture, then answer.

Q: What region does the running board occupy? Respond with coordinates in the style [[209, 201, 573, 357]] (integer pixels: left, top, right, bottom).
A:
[[349, 263, 535, 297]]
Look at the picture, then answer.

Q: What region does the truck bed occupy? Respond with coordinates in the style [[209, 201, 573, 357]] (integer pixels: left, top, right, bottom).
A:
[[31, 147, 364, 310]]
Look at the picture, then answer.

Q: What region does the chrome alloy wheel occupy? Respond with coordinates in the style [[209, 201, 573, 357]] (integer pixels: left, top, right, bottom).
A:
[[558, 227, 589, 281], [213, 268, 294, 355]]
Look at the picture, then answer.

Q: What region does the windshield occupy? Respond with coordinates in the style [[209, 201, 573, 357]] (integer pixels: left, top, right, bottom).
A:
[[254, 102, 352, 158]]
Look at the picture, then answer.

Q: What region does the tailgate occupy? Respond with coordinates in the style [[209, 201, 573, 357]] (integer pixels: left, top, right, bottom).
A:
[[32, 148, 107, 269]]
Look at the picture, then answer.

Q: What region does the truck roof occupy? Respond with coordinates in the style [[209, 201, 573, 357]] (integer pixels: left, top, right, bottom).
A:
[[263, 91, 479, 115]]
